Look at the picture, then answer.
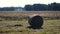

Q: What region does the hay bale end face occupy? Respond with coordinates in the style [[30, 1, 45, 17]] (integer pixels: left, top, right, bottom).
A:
[[28, 15, 43, 29]]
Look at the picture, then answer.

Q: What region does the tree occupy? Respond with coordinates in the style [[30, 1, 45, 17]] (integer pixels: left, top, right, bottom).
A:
[[24, 4, 48, 11], [48, 2, 60, 11], [24, 5, 33, 11]]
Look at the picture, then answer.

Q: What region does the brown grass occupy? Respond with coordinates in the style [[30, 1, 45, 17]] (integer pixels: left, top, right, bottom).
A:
[[0, 11, 60, 34], [0, 19, 60, 34], [0, 11, 60, 17]]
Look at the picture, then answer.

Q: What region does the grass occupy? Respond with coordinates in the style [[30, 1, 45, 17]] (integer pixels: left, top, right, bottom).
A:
[[0, 11, 60, 34], [0, 19, 60, 34]]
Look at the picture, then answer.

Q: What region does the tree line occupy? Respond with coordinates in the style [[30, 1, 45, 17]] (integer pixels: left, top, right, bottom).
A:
[[24, 2, 60, 11], [0, 7, 15, 11], [0, 2, 60, 11], [0, 7, 23, 11]]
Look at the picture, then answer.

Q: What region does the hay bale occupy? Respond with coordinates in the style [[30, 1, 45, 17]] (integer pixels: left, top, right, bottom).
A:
[[28, 15, 43, 29]]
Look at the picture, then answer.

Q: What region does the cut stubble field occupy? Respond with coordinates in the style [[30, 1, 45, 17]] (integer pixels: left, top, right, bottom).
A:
[[0, 11, 60, 34], [0, 19, 60, 34]]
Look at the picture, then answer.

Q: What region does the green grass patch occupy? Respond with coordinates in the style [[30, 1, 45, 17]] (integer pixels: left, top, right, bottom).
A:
[[0, 19, 60, 34]]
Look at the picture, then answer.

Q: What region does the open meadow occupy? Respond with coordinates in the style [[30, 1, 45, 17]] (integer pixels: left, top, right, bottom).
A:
[[0, 11, 60, 34]]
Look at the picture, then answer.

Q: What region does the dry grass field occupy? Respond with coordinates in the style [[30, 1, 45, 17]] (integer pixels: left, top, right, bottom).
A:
[[0, 11, 60, 34], [0, 11, 60, 17]]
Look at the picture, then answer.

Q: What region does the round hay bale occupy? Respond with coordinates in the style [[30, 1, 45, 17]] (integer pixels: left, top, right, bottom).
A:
[[28, 15, 43, 29]]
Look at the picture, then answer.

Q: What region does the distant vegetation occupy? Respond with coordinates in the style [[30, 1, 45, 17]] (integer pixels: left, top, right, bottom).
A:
[[24, 2, 60, 11], [0, 7, 24, 11], [0, 2, 60, 11]]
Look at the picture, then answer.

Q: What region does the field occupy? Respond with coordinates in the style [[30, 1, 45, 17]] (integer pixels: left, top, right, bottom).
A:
[[0, 11, 60, 34], [0, 11, 60, 17]]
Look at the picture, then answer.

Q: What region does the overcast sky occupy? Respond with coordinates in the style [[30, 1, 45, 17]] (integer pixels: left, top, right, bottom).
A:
[[0, 0, 60, 7]]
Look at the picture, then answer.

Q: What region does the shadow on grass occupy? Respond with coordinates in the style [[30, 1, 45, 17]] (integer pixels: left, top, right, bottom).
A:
[[7, 24, 23, 27], [27, 26, 43, 29]]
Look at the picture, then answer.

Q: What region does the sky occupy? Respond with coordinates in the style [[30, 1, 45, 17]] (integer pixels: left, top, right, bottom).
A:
[[0, 0, 60, 7]]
